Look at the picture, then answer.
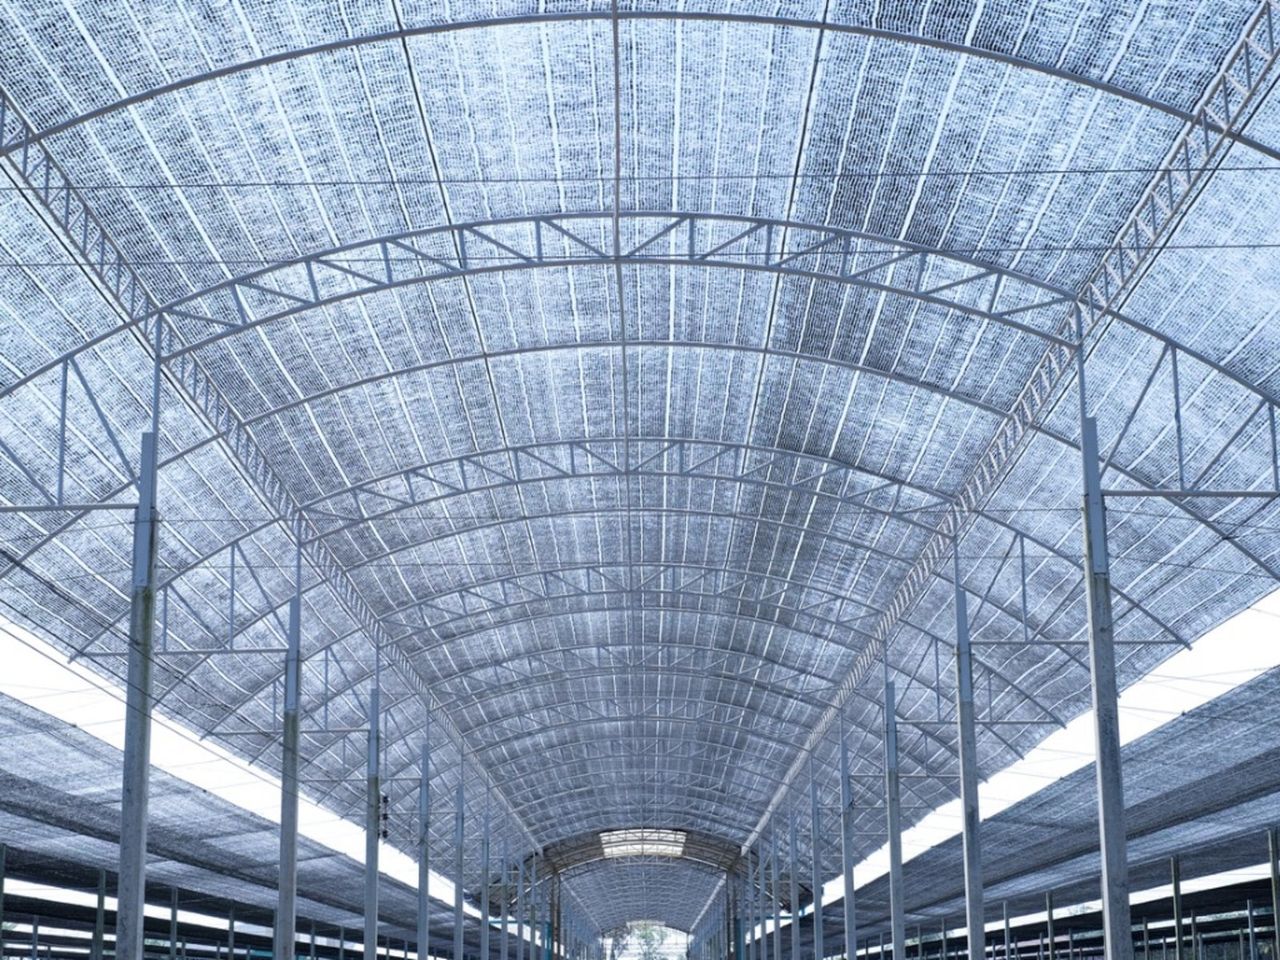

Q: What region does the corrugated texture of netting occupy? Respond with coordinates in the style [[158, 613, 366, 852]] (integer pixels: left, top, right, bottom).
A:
[[0, 0, 1278, 938]]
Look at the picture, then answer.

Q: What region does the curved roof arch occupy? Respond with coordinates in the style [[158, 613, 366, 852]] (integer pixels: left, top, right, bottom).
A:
[[3, 0, 1280, 938]]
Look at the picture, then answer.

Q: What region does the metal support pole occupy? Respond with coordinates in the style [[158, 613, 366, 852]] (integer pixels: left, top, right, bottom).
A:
[[0, 844, 5, 960], [1247, 899, 1257, 960], [1080, 416, 1133, 960], [840, 712, 858, 960], [1171, 858, 1184, 960], [771, 831, 782, 960], [419, 740, 431, 960], [1003, 903, 1010, 960], [366, 687, 382, 960], [118, 431, 159, 960], [1269, 829, 1280, 960], [790, 814, 801, 960], [481, 799, 491, 960], [229, 903, 237, 960], [811, 769, 824, 960], [517, 857, 527, 960], [883, 683, 905, 960], [501, 842, 509, 960], [953, 550, 984, 960], [758, 842, 769, 960], [1045, 895, 1054, 960], [170, 889, 179, 960], [455, 776, 466, 960], [277, 590, 302, 960], [93, 869, 105, 960]]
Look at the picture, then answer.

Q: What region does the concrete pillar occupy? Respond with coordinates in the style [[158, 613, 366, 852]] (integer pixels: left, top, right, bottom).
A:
[[277, 591, 303, 960], [419, 741, 431, 960], [953, 551, 984, 960], [1080, 417, 1133, 960], [366, 686, 382, 960], [118, 431, 159, 960], [884, 683, 905, 960]]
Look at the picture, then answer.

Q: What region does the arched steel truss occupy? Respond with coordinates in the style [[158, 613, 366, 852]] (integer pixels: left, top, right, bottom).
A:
[[4, 10, 1278, 166]]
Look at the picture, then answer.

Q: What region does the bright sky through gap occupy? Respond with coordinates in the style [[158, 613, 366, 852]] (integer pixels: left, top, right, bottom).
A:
[[749, 587, 1280, 942], [0, 615, 497, 932]]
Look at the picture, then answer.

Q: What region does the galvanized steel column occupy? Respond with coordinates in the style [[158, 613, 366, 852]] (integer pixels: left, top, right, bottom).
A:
[[92, 869, 105, 960], [883, 683, 905, 960], [276, 585, 303, 960], [419, 740, 431, 960], [1269, 829, 1279, 960], [1080, 417, 1133, 960], [118, 431, 159, 960], [810, 767, 823, 960], [790, 813, 801, 960], [771, 830, 782, 960], [840, 716, 856, 960], [1171, 857, 1183, 960], [481, 797, 491, 960], [454, 775, 466, 960], [366, 686, 382, 960], [953, 548, 984, 960]]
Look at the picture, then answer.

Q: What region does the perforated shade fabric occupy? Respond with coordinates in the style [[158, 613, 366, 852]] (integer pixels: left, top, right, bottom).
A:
[[0, 0, 1278, 945]]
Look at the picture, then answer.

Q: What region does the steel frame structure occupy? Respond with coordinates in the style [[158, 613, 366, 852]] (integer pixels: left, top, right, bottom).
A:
[[2, 3, 1280, 960]]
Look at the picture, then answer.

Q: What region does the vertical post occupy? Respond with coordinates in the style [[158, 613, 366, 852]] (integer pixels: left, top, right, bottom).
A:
[[1171, 858, 1183, 960], [501, 841, 510, 960], [953, 549, 984, 960], [93, 869, 105, 960], [771, 831, 782, 960], [752, 844, 762, 960], [1269, 829, 1280, 960], [1143, 921, 1150, 960], [810, 768, 824, 960], [419, 740, 431, 960], [1247, 899, 1256, 960], [366, 686, 382, 960], [481, 796, 491, 960], [228, 903, 236, 960], [1045, 895, 1054, 960], [790, 814, 801, 960], [0, 843, 5, 960], [840, 712, 858, 960], [340, 926, 346, 960], [277, 588, 303, 960], [516, 857, 526, 960], [883, 682, 905, 960], [455, 776, 466, 960], [1003, 903, 1011, 960], [1080, 416, 1133, 960], [170, 889, 179, 960], [118, 431, 159, 960]]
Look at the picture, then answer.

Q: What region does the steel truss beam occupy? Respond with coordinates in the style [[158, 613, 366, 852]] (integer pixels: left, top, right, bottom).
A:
[[0, 82, 546, 874], [732, 0, 1280, 872]]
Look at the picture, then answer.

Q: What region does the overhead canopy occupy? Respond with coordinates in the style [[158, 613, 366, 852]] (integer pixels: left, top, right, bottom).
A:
[[0, 0, 1278, 939]]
